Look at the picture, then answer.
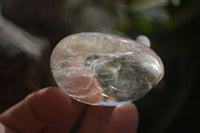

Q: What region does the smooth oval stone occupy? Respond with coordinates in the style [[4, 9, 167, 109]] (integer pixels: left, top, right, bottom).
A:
[[50, 32, 164, 106]]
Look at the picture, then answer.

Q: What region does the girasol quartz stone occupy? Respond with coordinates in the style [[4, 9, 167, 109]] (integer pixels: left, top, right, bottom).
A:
[[50, 32, 164, 106]]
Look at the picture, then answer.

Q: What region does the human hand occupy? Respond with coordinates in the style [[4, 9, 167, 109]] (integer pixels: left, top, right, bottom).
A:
[[0, 87, 138, 133]]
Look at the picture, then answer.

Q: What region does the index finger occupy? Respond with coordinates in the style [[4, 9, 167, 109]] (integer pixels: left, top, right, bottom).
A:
[[0, 87, 85, 133]]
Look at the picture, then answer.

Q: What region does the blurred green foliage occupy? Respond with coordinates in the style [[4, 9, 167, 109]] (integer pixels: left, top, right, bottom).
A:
[[0, 0, 199, 133]]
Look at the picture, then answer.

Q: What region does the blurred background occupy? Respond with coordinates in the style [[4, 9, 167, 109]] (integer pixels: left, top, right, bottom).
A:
[[0, 0, 199, 132]]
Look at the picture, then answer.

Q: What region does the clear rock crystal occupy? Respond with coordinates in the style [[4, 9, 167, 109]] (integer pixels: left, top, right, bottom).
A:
[[50, 32, 164, 106]]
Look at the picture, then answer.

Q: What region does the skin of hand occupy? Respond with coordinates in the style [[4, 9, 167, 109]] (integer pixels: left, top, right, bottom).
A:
[[0, 87, 138, 133]]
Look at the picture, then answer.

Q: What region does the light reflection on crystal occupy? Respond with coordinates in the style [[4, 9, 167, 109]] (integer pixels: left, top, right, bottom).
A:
[[50, 32, 164, 106]]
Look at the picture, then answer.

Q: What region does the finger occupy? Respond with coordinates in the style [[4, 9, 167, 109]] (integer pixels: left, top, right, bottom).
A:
[[41, 99, 85, 133], [107, 103, 139, 133], [58, 57, 103, 104], [27, 87, 71, 123], [78, 106, 114, 133], [0, 122, 14, 133], [0, 87, 84, 133]]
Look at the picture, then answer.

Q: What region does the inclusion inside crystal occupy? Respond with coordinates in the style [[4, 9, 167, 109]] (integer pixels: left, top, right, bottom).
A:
[[50, 32, 164, 106]]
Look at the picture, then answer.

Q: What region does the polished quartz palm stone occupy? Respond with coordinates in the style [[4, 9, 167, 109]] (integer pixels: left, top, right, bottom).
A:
[[50, 32, 164, 106]]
